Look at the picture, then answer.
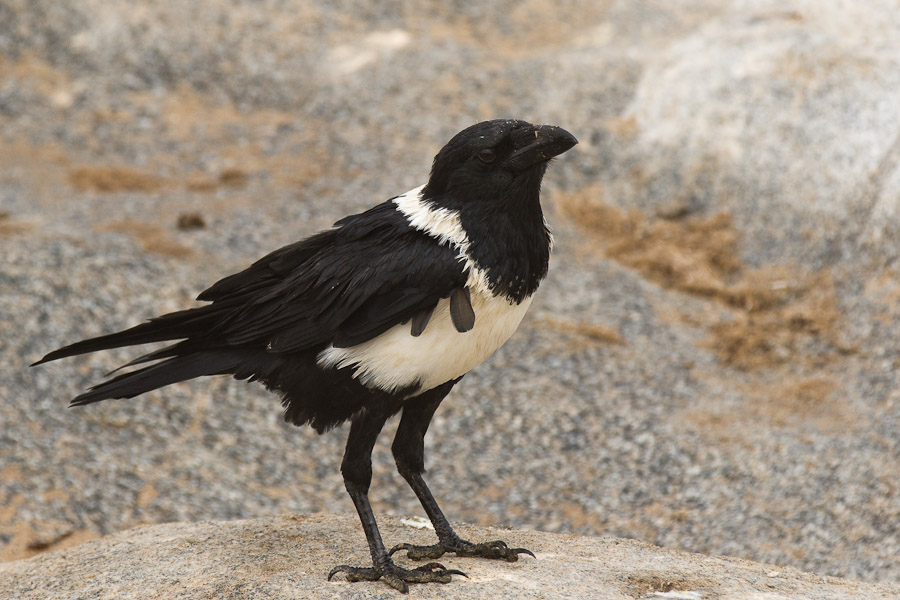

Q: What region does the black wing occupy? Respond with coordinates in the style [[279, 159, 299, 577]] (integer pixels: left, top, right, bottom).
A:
[[206, 202, 468, 351]]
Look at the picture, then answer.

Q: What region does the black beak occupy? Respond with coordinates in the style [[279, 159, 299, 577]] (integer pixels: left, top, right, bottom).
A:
[[506, 125, 578, 171]]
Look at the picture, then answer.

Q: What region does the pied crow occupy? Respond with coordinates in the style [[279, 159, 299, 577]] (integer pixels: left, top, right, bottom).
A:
[[34, 119, 577, 593]]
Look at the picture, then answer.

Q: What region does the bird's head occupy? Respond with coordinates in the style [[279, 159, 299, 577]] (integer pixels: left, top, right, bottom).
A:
[[421, 119, 578, 212]]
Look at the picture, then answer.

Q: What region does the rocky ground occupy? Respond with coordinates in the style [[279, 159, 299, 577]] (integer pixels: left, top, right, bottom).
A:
[[4, 515, 900, 599], [2, 0, 900, 588]]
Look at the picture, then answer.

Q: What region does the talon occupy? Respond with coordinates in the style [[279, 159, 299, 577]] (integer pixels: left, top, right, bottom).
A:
[[446, 568, 469, 578], [515, 547, 536, 559], [472, 540, 534, 561], [327, 564, 381, 583], [327, 565, 350, 581], [388, 543, 411, 557]]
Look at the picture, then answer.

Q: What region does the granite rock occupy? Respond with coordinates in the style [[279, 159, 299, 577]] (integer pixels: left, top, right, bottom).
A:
[[2, 514, 898, 600]]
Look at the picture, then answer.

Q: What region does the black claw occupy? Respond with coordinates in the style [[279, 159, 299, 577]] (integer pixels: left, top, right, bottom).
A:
[[516, 547, 536, 559], [327, 565, 346, 581], [445, 568, 469, 578], [411, 561, 466, 578], [328, 565, 381, 583], [388, 542, 410, 557]]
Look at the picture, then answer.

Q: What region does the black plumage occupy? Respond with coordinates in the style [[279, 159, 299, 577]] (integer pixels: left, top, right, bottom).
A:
[[34, 119, 577, 593], [37, 204, 466, 428]]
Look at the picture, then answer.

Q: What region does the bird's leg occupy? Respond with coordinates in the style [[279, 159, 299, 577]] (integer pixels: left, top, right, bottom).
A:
[[388, 387, 535, 563], [327, 405, 464, 593]]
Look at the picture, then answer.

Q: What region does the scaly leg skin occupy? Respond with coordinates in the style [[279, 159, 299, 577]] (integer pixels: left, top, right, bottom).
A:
[[328, 404, 465, 593], [387, 471, 535, 562], [389, 386, 536, 563]]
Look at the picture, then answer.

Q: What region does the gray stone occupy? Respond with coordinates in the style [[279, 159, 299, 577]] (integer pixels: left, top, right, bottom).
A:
[[2, 514, 898, 600]]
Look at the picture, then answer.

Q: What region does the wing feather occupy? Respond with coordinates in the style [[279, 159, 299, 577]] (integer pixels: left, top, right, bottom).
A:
[[212, 202, 467, 352]]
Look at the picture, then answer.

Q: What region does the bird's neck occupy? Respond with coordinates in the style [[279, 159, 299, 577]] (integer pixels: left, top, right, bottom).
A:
[[458, 188, 551, 304], [395, 184, 551, 304]]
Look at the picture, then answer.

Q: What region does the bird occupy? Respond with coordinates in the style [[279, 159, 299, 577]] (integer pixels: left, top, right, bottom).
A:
[[33, 119, 577, 593]]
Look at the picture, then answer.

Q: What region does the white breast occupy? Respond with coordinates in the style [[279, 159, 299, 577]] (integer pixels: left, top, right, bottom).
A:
[[317, 290, 532, 394]]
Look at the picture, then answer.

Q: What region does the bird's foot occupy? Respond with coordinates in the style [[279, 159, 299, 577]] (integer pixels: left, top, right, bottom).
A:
[[328, 560, 466, 594], [390, 538, 535, 562]]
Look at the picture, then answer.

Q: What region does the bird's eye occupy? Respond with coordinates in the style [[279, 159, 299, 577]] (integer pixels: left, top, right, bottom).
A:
[[477, 148, 496, 163]]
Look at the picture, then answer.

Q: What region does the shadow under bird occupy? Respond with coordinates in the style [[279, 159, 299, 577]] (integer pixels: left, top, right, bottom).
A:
[[34, 119, 577, 593]]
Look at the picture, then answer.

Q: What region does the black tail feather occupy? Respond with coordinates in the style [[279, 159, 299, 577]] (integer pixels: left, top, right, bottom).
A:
[[31, 302, 235, 367], [69, 351, 243, 407], [105, 340, 197, 375]]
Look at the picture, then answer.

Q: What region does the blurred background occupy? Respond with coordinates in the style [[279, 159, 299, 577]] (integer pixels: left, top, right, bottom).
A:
[[2, 0, 900, 584]]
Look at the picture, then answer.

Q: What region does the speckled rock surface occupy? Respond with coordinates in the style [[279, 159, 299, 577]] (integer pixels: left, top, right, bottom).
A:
[[2, 0, 900, 588], [2, 514, 899, 600]]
